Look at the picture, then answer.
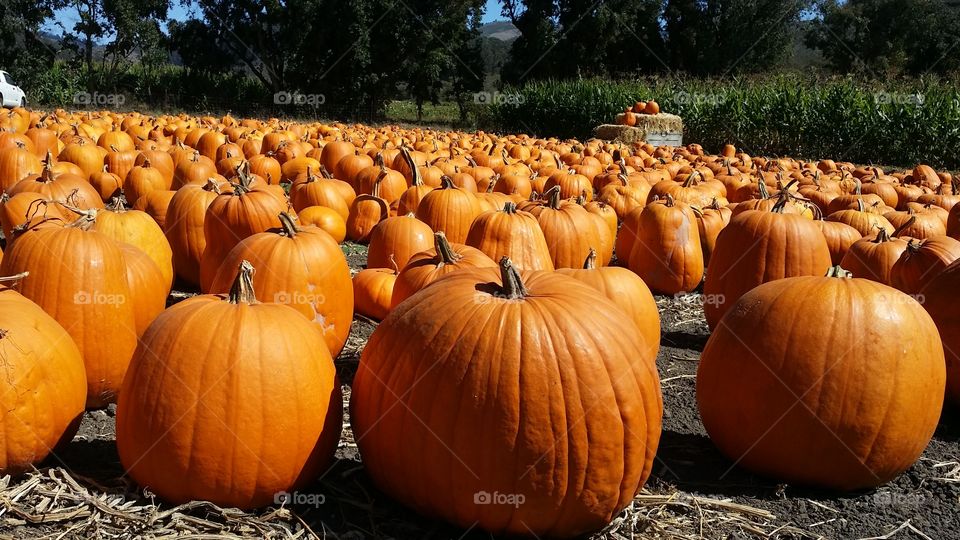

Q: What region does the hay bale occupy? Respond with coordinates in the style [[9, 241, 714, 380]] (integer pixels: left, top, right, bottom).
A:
[[594, 113, 684, 146]]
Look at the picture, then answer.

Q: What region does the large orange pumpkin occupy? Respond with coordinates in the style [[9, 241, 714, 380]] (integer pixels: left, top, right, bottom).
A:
[[0, 280, 87, 473], [352, 258, 662, 538], [698, 269, 944, 490], [0, 214, 138, 407], [116, 261, 342, 509], [95, 200, 174, 291], [920, 260, 960, 405], [208, 213, 354, 357], [415, 176, 482, 243], [465, 201, 554, 271], [704, 206, 832, 329], [367, 213, 434, 270]]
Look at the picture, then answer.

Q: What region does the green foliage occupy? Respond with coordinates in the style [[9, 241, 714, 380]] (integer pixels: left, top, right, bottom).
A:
[[485, 76, 960, 168]]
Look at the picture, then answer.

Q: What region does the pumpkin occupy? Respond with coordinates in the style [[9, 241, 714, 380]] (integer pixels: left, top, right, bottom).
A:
[[124, 160, 168, 206], [353, 264, 398, 321], [890, 236, 960, 294], [0, 192, 66, 239], [352, 257, 662, 538], [298, 205, 347, 243], [345, 181, 389, 243], [396, 148, 433, 215], [884, 209, 945, 239], [95, 199, 175, 291], [290, 167, 350, 220], [415, 176, 482, 243], [116, 261, 342, 509], [814, 218, 862, 265], [692, 199, 731, 265], [9, 157, 104, 210], [597, 174, 649, 220], [117, 242, 167, 336], [367, 213, 434, 270], [703, 205, 832, 329], [165, 180, 230, 287], [919, 260, 960, 405], [466, 201, 554, 271], [391, 232, 497, 308], [0, 277, 87, 473], [0, 142, 43, 190], [88, 165, 124, 202], [208, 213, 354, 357], [556, 249, 660, 359], [626, 195, 704, 295], [132, 189, 176, 229], [528, 187, 604, 269], [839, 228, 909, 284], [0, 213, 138, 407], [199, 172, 286, 291], [698, 269, 944, 490]]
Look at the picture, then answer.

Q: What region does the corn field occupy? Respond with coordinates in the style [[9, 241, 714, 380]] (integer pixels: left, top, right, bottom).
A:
[[487, 75, 960, 168]]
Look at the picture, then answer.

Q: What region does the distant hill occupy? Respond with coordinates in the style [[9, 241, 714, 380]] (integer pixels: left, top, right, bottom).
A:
[[481, 20, 519, 42]]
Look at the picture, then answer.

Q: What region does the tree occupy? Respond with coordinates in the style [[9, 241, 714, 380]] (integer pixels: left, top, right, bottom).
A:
[[807, 0, 960, 75], [501, 0, 559, 84], [0, 1, 64, 68]]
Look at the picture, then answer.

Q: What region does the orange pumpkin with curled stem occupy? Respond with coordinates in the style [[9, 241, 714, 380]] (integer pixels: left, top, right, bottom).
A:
[[9, 154, 103, 210], [117, 260, 342, 509], [352, 257, 662, 538], [396, 148, 434, 215], [556, 249, 660, 361], [698, 268, 944, 490], [346, 177, 389, 243], [529, 186, 603, 269], [208, 213, 354, 357]]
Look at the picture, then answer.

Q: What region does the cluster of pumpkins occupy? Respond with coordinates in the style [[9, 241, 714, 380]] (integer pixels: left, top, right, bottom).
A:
[[615, 99, 662, 126], [0, 106, 955, 538]]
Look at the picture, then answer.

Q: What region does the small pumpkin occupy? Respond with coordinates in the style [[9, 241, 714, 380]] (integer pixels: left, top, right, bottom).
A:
[[391, 231, 497, 308], [626, 195, 704, 295]]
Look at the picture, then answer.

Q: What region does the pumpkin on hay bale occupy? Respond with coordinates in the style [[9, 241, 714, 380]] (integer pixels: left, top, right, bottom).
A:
[[595, 113, 684, 145]]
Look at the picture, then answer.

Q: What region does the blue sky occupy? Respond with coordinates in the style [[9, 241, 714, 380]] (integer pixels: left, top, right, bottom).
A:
[[47, 0, 504, 35]]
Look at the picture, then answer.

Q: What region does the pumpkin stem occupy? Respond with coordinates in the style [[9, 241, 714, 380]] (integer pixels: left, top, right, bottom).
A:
[[544, 185, 562, 209], [279, 212, 298, 237], [758, 179, 769, 199], [498, 257, 527, 299], [434, 231, 462, 265], [64, 208, 98, 230], [107, 196, 127, 212], [583, 248, 597, 269], [440, 176, 456, 189], [0, 271, 28, 284], [663, 193, 675, 207], [825, 265, 853, 278], [319, 165, 335, 179], [503, 201, 518, 214], [682, 170, 700, 188], [228, 260, 258, 304], [203, 178, 223, 194]]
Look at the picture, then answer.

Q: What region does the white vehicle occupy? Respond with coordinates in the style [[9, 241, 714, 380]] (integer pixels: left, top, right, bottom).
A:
[[0, 71, 26, 108]]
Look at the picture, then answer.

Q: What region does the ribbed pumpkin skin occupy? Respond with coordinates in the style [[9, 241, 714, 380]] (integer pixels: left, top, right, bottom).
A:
[[353, 267, 397, 320], [698, 276, 944, 490], [116, 293, 342, 509], [0, 289, 87, 473], [390, 240, 496, 308], [920, 260, 960, 405], [353, 267, 662, 538], [890, 236, 960, 294], [118, 243, 167, 336], [414, 183, 481, 243], [0, 226, 138, 407], [465, 205, 554, 271], [840, 231, 909, 284], [208, 224, 354, 357], [703, 210, 832, 329]]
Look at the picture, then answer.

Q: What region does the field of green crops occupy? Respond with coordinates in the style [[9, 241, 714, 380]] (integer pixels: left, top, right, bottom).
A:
[[485, 75, 960, 169]]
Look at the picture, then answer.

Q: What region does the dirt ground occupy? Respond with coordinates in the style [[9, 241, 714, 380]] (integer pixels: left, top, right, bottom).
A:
[[1, 243, 957, 539]]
